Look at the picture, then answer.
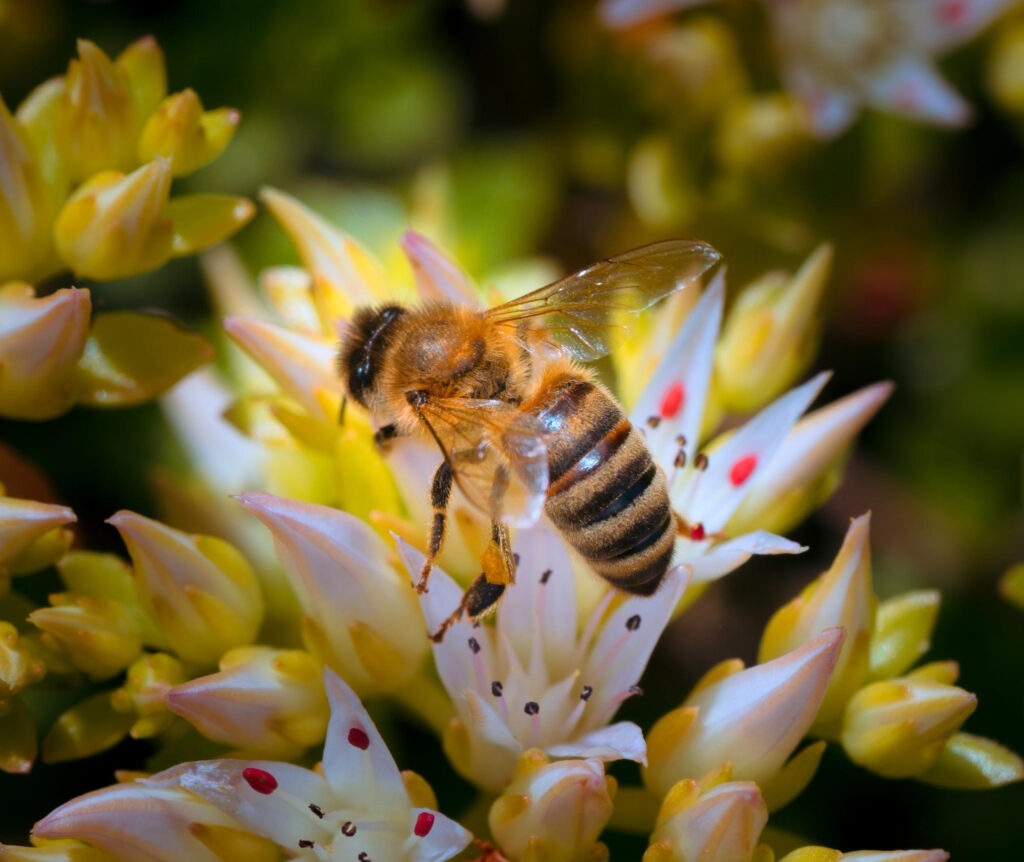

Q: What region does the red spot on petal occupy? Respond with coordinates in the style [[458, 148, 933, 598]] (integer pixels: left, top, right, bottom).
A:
[[689, 523, 705, 541], [729, 454, 758, 486], [660, 382, 685, 419], [939, 0, 967, 25], [347, 727, 370, 750], [242, 767, 277, 794], [414, 812, 435, 837]]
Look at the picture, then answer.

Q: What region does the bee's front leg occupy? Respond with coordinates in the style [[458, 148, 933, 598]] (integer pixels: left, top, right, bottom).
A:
[[429, 573, 507, 643], [417, 460, 453, 594]]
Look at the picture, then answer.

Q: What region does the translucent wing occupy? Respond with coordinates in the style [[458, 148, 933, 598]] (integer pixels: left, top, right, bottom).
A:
[[485, 239, 722, 362], [415, 396, 549, 528]]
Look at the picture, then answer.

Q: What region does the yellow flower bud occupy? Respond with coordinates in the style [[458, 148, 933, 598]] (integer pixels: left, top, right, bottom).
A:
[[15, 76, 71, 206], [55, 40, 140, 182], [107, 511, 263, 668], [0, 697, 38, 774], [0, 622, 46, 698], [0, 838, 117, 862], [489, 751, 614, 862], [166, 646, 329, 756], [714, 244, 832, 413], [42, 692, 135, 763], [645, 776, 768, 862], [715, 93, 811, 175], [138, 89, 239, 176], [0, 495, 76, 567], [917, 731, 1024, 789], [999, 561, 1024, 610], [0, 285, 90, 420], [30, 593, 144, 681], [0, 94, 58, 282], [988, 20, 1024, 116], [116, 36, 167, 122], [759, 514, 875, 734], [110, 653, 186, 739], [54, 159, 174, 280], [841, 675, 977, 778], [868, 590, 941, 681]]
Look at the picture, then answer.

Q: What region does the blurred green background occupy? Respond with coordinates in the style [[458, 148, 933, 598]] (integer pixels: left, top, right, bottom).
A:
[[0, 0, 1022, 857]]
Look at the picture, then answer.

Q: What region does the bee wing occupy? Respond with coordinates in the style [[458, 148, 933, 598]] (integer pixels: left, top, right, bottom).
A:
[[485, 239, 721, 362], [416, 396, 549, 528]]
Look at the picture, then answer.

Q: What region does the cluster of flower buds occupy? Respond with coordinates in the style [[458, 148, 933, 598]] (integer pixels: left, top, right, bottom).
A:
[[1, 37, 252, 285]]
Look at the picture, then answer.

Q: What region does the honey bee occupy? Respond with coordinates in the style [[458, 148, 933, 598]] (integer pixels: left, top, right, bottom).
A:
[[338, 240, 721, 641]]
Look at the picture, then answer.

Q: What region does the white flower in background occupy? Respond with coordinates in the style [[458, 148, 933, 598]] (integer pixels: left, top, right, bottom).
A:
[[769, 0, 1015, 136], [152, 670, 472, 862], [400, 529, 690, 792]]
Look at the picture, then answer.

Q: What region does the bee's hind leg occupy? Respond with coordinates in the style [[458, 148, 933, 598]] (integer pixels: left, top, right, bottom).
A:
[[429, 573, 507, 643], [417, 461, 453, 594]]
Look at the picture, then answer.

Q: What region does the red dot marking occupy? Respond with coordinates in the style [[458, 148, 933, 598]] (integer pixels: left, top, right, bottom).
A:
[[242, 767, 277, 794], [939, 0, 967, 25], [729, 455, 758, 486], [414, 812, 435, 837], [347, 727, 370, 750], [689, 523, 705, 541], [659, 382, 685, 419]]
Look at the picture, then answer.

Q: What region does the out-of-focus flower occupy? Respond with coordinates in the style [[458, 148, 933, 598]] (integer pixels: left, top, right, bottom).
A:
[[40, 692, 136, 764], [107, 511, 263, 668], [987, 19, 1024, 116], [644, 629, 843, 808], [841, 663, 977, 778], [775, 850, 949, 862], [0, 36, 250, 284], [405, 527, 689, 791], [714, 93, 812, 176], [30, 781, 278, 862], [644, 769, 768, 862], [0, 284, 214, 420], [166, 646, 330, 757], [489, 751, 615, 862], [152, 671, 473, 861], [768, 0, 1016, 137], [714, 244, 833, 413], [999, 562, 1024, 608], [236, 492, 428, 694], [759, 515, 875, 734], [110, 652, 186, 739]]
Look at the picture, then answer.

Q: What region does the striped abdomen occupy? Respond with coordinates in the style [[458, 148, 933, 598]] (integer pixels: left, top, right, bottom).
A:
[[532, 376, 675, 596]]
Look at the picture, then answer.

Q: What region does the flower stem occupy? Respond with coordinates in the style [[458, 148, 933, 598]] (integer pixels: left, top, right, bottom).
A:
[[392, 673, 455, 737], [608, 785, 658, 834]]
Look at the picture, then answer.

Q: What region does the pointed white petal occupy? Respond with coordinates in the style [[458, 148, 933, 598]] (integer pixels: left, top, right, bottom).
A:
[[631, 272, 724, 470], [321, 670, 408, 812], [842, 852, 949, 862], [149, 759, 333, 849], [684, 531, 806, 585], [408, 807, 474, 862], [401, 231, 479, 307], [463, 688, 522, 751], [905, 0, 1013, 52], [547, 721, 647, 764], [784, 65, 860, 138], [679, 371, 830, 531], [865, 57, 970, 126]]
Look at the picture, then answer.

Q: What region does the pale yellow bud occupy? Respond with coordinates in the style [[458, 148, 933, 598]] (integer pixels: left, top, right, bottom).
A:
[[0, 285, 90, 420], [0, 838, 117, 862], [714, 244, 832, 413], [54, 159, 174, 280], [841, 675, 977, 778], [0, 621, 46, 698], [110, 653, 186, 739], [0, 495, 76, 566], [108, 511, 263, 668], [0, 697, 37, 774], [0, 94, 57, 282], [489, 752, 614, 862], [55, 40, 140, 182], [138, 89, 239, 177], [759, 514, 875, 734], [166, 646, 329, 756]]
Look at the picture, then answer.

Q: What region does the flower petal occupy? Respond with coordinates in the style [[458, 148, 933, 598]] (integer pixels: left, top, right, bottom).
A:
[[864, 58, 970, 126], [408, 807, 473, 862], [401, 231, 479, 307], [546, 721, 647, 763], [685, 531, 806, 585], [905, 0, 1013, 52]]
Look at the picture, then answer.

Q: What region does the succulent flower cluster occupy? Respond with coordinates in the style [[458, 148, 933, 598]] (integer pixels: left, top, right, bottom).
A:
[[1, 175, 1020, 862]]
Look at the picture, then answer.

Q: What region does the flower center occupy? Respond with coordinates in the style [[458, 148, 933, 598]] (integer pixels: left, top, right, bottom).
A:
[[801, 0, 899, 79]]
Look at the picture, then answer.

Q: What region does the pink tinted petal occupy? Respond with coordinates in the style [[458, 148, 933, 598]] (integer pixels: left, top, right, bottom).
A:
[[462, 688, 522, 752], [401, 231, 480, 307], [148, 759, 332, 850], [497, 523, 578, 680], [322, 670, 408, 811], [906, 0, 1012, 51], [631, 272, 723, 471], [582, 565, 689, 726], [408, 807, 474, 862], [685, 531, 806, 585], [784, 65, 860, 138], [681, 372, 830, 531], [547, 721, 648, 764], [865, 58, 970, 126], [598, 0, 702, 29]]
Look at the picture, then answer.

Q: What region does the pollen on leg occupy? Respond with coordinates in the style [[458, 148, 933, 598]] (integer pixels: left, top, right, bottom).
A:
[[347, 727, 370, 750], [242, 767, 278, 794], [729, 454, 758, 486], [660, 382, 685, 418]]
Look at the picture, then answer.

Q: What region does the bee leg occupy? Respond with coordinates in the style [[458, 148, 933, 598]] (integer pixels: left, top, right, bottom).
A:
[[417, 460, 453, 594], [373, 423, 402, 450], [429, 572, 507, 643], [481, 520, 516, 586]]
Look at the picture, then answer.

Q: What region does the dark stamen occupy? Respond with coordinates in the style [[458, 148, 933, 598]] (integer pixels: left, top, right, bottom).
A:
[[524, 701, 540, 715], [540, 568, 552, 584], [626, 614, 642, 631], [341, 821, 357, 837], [308, 803, 324, 819], [580, 685, 593, 701], [468, 637, 481, 654], [491, 680, 503, 697], [299, 840, 314, 849]]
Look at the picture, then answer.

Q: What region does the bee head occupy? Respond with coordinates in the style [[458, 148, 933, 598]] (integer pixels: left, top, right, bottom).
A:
[[337, 304, 407, 410]]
